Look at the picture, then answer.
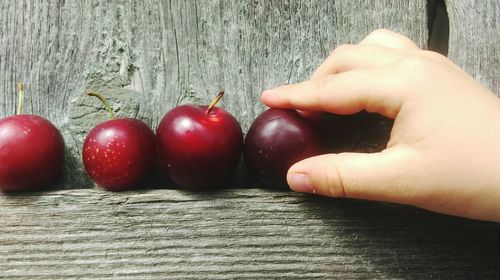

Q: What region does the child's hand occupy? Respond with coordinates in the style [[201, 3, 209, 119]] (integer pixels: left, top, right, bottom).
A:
[[261, 29, 500, 222]]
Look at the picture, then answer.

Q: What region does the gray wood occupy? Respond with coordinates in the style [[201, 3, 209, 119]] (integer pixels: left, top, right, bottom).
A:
[[2, 1, 500, 279], [446, 0, 500, 96], [0, 0, 427, 187], [1, 189, 499, 279]]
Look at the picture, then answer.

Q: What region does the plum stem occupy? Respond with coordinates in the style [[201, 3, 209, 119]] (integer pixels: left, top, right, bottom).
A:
[[206, 90, 224, 114], [86, 90, 115, 119], [16, 82, 24, 115]]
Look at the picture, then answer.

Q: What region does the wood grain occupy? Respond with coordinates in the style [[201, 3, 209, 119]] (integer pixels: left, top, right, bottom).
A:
[[1, 189, 499, 279], [0, 0, 427, 187], [446, 0, 500, 96], [2, 1, 500, 279]]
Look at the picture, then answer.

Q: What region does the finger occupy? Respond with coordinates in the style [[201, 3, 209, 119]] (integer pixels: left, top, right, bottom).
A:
[[262, 66, 404, 119], [359, 29, 420, 50], [297, 110, 324, 121], [287, 148, 423, 206], [311, 44, 410, 79]]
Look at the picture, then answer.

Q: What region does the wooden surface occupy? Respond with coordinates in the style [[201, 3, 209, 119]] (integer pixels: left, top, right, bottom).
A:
[[1, 0, 500, 279], [1, 189, 499, 279], [446, 0, 500, 96]]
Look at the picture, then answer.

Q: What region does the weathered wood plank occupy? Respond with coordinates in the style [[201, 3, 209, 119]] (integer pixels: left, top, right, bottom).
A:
[[0, 189, 498, 279], [6, 2, 499, 279], [446, 0, 500, 96], [0, 0, 427, 187]]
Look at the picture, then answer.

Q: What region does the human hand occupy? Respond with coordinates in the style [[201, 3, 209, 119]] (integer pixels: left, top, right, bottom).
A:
[[261, 29, 500, 222]]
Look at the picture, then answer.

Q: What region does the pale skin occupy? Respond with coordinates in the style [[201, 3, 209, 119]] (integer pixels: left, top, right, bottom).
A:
[[261, 29, 500, 222]]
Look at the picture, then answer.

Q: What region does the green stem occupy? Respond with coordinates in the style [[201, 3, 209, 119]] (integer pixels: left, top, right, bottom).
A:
[[206, 90, 224, 114], [17, 82, 24, 115], [86, 90, 115, 119]]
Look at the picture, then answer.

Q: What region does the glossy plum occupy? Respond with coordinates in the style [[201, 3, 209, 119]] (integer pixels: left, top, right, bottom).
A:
[[0, 115, 65, 192], [83, 118, 156, 191], [244, 108, 326, 189], [156, 104, 243, 189], [82, 91, 157, 191]]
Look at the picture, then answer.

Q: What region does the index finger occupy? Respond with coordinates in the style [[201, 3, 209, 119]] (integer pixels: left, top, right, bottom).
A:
[[262, 65, 405, 119]]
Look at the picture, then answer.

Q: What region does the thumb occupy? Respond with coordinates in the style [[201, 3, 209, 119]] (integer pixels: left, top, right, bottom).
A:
[[287, 148, 421, 205]]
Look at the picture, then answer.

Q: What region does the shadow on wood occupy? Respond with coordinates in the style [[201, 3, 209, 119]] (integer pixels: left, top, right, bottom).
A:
[[298, 195, 500, 278]]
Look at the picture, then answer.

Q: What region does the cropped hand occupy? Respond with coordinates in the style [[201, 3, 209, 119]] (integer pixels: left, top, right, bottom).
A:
[[261, 29, 500, 222]]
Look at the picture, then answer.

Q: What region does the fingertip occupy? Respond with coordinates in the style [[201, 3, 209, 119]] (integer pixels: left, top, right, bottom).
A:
[[288, 159, 317, 193], [261, 88, 272, 96], [262, 85, 293, 108], [260, 89, 272, 102], [287, 172, 313, 193], [261, 88, 283, 106]]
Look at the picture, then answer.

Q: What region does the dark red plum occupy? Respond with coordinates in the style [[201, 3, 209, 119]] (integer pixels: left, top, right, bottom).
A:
[[244, 108, 326, 189]]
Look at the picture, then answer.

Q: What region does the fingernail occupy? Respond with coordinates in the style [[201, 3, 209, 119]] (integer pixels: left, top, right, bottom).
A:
[[287, 173, 313, 193]]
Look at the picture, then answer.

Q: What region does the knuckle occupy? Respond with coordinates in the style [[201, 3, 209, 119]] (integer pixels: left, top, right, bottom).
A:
[[396, 52, 450, 85], [368, 28, 393, 39], [315, 76, 334, 107], [397, 55, 434, 75], [400, 55, 427, 69], [420, 50, 448, 63], [314, 75, 330, 91], [323, 155, 350, 198], [371, 28, 391, 35], [331, 44, 355, 57]]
